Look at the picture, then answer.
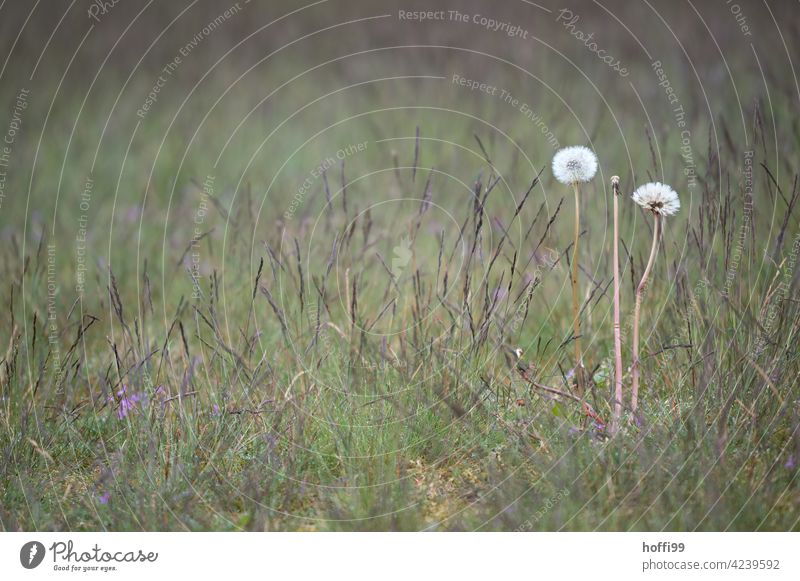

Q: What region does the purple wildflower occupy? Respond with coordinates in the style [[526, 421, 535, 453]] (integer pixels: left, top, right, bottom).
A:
[[98, 491, 110, 504], [108, 384, 147, 419]]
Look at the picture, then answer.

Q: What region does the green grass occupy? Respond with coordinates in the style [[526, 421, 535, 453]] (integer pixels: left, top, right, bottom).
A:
[[1, 1, 799, 531]]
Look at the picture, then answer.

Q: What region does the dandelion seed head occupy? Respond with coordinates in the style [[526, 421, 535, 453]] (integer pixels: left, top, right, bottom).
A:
[[552, 146, 598, 184], [631, 182, 681, 216]]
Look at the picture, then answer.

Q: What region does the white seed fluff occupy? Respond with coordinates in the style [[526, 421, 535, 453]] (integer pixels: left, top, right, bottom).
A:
[[552, 146, 598, 184], [631, 182, 681, 216]]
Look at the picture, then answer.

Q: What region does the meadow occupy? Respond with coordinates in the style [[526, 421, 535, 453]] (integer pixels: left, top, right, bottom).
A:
[[0, 0, 798, 531]]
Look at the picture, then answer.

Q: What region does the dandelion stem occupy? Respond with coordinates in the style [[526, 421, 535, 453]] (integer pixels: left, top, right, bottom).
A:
[[611, 177, 624, 433], [572, 181, 584, 394], [631, 213, 661, 413]]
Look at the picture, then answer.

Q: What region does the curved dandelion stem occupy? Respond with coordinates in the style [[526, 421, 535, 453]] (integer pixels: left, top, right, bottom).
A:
[[611, 177, 624, 433], [631, 213, 661, 413]]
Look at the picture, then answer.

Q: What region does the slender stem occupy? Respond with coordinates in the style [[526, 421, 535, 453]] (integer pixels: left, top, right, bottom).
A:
[[611, 179, 623, 433], [571, 181, 583, 394], [631, 213, 661, 413]]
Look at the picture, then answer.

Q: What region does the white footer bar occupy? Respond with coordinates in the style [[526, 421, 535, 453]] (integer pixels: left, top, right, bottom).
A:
[[1, 532, 797, 580]]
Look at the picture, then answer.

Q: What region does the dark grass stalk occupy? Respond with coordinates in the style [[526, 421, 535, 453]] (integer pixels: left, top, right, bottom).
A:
[[294, 238, 304, 315], [322, 169, 332, 232], [260, 286, 291, 347]]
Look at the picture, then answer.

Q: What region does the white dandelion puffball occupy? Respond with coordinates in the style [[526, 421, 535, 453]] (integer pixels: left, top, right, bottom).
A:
[[552, 146, 598, 184], [631, 182, 681, 216]]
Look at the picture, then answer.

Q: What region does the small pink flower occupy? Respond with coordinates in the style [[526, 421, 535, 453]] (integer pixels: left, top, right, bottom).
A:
[[107, 384, 147, 419]]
